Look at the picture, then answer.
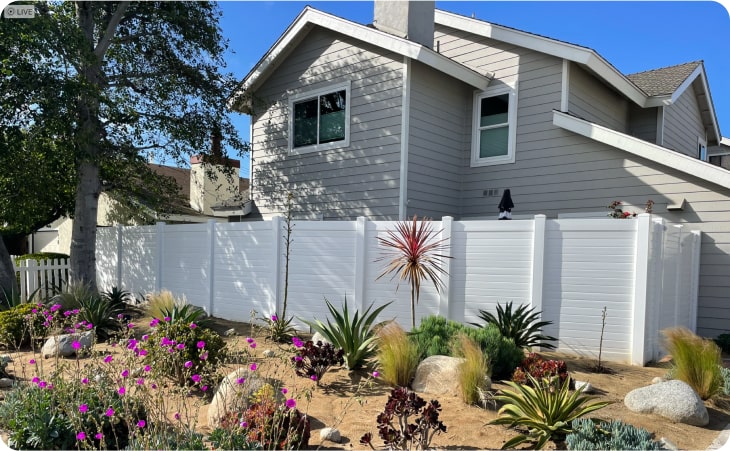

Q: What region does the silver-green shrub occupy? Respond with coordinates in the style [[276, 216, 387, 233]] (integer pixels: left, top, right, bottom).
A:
[[566, 418, 664, 450]]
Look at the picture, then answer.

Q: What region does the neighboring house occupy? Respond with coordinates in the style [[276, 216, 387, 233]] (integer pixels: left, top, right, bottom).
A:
[[29, 151, 250, 255], [228, 1, 730, 338]]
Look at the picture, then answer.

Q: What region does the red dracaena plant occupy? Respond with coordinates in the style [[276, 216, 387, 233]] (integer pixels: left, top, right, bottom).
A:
[[376, 216, 450, 328]]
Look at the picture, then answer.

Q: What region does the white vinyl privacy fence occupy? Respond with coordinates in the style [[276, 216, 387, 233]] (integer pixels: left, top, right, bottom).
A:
[[96, 214, 700, 365]]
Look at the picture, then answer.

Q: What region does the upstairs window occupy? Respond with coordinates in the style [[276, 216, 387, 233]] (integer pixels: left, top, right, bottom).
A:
[[698, 137, 707, 161], [471, 83, 518, 166], [289, 82, 350, 154]]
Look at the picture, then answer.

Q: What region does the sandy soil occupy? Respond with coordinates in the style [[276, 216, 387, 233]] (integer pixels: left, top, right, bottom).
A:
[[3, 316, 730, 450]]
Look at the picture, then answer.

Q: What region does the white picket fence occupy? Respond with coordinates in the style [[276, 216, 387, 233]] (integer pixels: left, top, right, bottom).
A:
[[95, 214, 701, 365], [12, 257, 70, 301]]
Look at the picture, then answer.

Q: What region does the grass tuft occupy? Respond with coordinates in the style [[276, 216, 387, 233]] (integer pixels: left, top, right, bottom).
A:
[[663, 327, 722, 400], [376, 322, 420, 387], [452, 333, 489, 405]]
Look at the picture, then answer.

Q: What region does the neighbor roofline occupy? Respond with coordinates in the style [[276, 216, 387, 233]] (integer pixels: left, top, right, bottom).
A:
[[228, 7, 492, 113], [553, 110, 730, 190]]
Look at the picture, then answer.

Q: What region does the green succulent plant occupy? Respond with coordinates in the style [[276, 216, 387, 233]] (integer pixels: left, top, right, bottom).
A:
[[472, 301, 557, 350]]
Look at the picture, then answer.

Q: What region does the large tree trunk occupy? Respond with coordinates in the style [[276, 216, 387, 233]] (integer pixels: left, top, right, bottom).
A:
[[0, 236, 18, 303], [69, 2, 102, 293], [69, 161, 101, 292]]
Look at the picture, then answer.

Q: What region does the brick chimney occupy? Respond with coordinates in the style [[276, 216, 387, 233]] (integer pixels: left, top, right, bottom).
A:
[[190, 132, 240, 215], [373, 0, 434, 49]]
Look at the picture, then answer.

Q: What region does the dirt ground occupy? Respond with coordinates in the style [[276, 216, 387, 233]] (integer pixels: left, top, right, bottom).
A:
[[3, 316, 730, 450]]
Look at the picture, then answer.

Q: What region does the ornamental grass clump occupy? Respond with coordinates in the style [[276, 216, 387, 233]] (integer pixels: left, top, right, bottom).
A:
[[491, 374, 611, 449], [376, 322, 420, 387], [452, 333, 489, 405], [663, 326, 722, 400], [376, 215, 450, 329]]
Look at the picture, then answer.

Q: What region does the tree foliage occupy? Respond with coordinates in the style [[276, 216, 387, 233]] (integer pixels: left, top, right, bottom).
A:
[[0, 1, 247, 290]]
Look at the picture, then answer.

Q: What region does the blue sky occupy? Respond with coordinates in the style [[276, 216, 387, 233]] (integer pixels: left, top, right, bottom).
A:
[[219, 1, 730, 179]]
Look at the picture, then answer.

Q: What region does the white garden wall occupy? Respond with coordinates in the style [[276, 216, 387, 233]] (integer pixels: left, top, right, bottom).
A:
[[95, 214, 700, 365]]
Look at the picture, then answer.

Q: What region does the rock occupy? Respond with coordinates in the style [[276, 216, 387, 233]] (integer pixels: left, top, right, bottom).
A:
[[660, 437, 679, 451], [207, 368, 283, 428], [319, 427, 341, 443], [651, 376, 666, 384], [0, 378, 14, 388], [411, 355, 465, 395], [624, 380, 709, 426], [1, 355, 12, 362], [311, 332, 332, 346], [574, 381, 593, 393], [224, 328, 236, 337], [41, 330, 93, 358], [263, 350, 275, 358]]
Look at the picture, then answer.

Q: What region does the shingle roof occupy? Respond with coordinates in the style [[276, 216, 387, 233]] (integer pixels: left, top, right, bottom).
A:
[[626, 61, 703, 97]]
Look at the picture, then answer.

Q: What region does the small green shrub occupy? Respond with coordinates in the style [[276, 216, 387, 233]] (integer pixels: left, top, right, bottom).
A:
[[143, 318, 227, 388], [14, 252, 69, 263], [411, 315, 523, 380], [714, 333, 730, 354], [376, 322, 420, 387], [663, 327, 722, 399], [472, 301, 557, 350], [491, 374, 611, 449], [0, 303, 41, 347], [566, 418, 663, 450], [0, 375, 146, 450], [453, 333, 489, 405], [302, 297, 391, 370]]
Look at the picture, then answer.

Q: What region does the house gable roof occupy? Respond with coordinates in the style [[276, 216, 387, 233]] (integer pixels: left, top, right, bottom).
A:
[[228, 6, 492, 113], [553, 110, 730, 191], [434, 10, 722, 144]]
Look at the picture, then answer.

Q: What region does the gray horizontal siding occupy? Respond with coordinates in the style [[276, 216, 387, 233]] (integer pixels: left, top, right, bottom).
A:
[[629, 105, 658, 143], [406, 61, 471, 219], [663, 82, 706, 157], [251, 27, 404, 220], [569, 64, 629, 132]]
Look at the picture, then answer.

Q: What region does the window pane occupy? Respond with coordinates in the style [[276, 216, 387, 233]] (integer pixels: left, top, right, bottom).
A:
[[479, 126, 508, 158], [319, 90, 346, 143], [480, 94, 509, 127], [293, 99, 318, 147]]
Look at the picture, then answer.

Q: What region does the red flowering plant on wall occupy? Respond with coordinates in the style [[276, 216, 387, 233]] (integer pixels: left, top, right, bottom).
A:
[[607, 199, 654, 218], [511, 353, 572, 389]]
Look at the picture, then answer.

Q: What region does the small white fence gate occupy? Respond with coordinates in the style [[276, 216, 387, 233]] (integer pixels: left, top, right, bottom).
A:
[[12, 257, 70, 301], [96, 214, 700, 365]]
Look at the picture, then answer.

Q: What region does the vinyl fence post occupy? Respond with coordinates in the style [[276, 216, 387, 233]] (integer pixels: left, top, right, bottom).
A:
[[271, 216, 282, 315], [439, 216, 453, 319], [688, 231, 701, 333], [530, 215, 547, 315], [156, 222, 165, 292], [207, 219, 216, 316], [631, 213, 651, 365], [354, 217, 367, 311], [116, 224, 123, 289]]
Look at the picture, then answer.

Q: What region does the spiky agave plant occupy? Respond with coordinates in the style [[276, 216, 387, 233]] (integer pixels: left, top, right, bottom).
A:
[[376, 215, 450, 329], [472, 301, 557, 350]]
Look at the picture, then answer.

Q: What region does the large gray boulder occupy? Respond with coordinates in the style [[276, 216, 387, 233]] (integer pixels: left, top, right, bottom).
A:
[[207, 368, 283, 428], [41, 330, 93, 358], [624, 380, 709, 426], [411, 355, 465, 395]]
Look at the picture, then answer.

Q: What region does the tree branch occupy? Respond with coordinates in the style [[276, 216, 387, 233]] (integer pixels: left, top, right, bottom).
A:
[[94, 2, 130, 59]]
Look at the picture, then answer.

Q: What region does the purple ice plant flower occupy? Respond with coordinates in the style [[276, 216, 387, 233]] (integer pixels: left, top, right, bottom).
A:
[[271, 314, 278, 322], [184, 360, 193, 368], [105, 407, 115, 417], [236, 377, 245, 385], [285, 398, 296, 409], [246, 337, 254, 343], [163, 316, 171, 322], [196, 340, 206, 349], [137, 420, 146, 428], [292, 337, 304, 348], [79, 404, 88, 413], [95, 432, 103, 440], [176, 343, 185, 350], [191, 374, 201, 383], [150, 318, 160, 327], [200, 351, 209, 360], [103, 355, 113, 363], [76, 431, 86, 441], [118, 386, 126, 395], [249, 363, 257, 371], [121, 369, 129, 378], [189, 322, 197, 329]]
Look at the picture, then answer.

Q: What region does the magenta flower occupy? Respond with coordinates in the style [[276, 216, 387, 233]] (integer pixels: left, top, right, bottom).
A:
[[285, 398, 296, 409], [137, 420, 145, 428], [76, 431, 86, 441], [175, 343, 185, 351], [292, 337, 304, 348], [79, 404, 88, 413], [311, 375, 318, 381], [72, 341, 81, 350], [200, 351, 209, 360], [81, 377, 89, 385], [31, 376, 39, 384], [38, 381, 47, 388], [189, 322, 197, 329], [137, 377, 145, 385], [144, 365, 151, 372], [121, 369, 129, 378], [236, 377, 245, 385], [250, 342, 257, 349], [174, 412, 181, 420], [196, 340, 206, 349], [142, 334, 149, 341], [127, 323, 135, 329], [138, 349, 148, 357], [202, 385, 208, 392], [118, 386, 126, 395], [184, 360, 193, 368], [246, 337, 254, 343], [29, 359, 35, 365], [50, 304, 61, 312], [281, 388, 288, 394], [372, 371, 380, 378], [191, 374, 201, 383], [103, 355, 113, 363], [240, 420, 249, 428], [105, 407, 115, 417], [127, 339, 138, 349], [95, 432, 103, 440], [163, 316, 171, 322], [294, 356, 303, 362], [151, 383, 158, 389], [249, 363, 258, 371], [150, 318, 160, 327], [271, 314, 278, 322]]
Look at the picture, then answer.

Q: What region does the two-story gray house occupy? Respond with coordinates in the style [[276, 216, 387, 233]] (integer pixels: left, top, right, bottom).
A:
[[228, 1, 730, 338]]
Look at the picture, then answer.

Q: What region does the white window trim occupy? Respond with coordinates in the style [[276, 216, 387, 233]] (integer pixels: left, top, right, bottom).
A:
[[288, 81, 351, 155], [471, 82, 518, 167], [698, 136, 707, 161]]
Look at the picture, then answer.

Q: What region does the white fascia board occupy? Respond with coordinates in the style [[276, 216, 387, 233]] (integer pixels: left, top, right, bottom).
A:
[[552, 110, 730, 190], [229, 7, 491, 111], [722, 137, 730, 146], [434, 10, 647, 107]]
